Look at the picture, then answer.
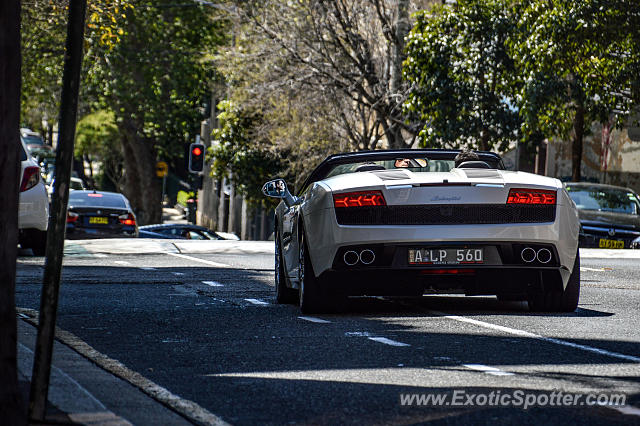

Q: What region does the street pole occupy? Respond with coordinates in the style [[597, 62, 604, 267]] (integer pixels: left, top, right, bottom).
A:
[[29, 0, 87, 420]]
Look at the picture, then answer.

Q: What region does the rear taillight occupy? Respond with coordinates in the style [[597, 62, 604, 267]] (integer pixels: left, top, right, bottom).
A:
[[20, 166, 40, 192], [507, 188, 556, 205], [119, 213, 136, 226], [67, 212, 79, 223], [333, 191, 386, 208]]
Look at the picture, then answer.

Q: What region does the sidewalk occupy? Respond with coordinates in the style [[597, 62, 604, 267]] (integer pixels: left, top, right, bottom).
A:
[[17, 318, 194, 425]]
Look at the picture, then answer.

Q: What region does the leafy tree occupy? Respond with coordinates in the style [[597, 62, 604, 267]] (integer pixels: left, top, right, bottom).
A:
[[86, 0, 227, 224], [75, 110, 123, 188], [403, 0, 521, 152], [510, 0, 640, 180], [210, 100, 289, 206]]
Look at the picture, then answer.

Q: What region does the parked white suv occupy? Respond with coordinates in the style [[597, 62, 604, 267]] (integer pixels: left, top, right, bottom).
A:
[[19, 138, 49, 255]]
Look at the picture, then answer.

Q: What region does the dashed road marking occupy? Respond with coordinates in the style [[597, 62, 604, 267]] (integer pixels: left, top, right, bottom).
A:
[[244, 298, 269, 306], [463, 364, 514, 376], [581, 267, 611, 272], [431, 311, 640, 363], [167, 252, 229, 268], [202, 281, 223, 287], [298, 316, 331, 324], [368, 337, 410, 347], [114, 261, 131, 266], [172, 272, 185, 276]]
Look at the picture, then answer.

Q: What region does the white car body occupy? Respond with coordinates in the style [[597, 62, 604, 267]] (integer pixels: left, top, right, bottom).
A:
[[19, 138, 49, 254], [265, 149, 581, 313]]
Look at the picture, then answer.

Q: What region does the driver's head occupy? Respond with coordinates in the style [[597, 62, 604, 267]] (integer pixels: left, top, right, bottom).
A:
[[454, 149, 480, 167], [395, 158, 412, 168]]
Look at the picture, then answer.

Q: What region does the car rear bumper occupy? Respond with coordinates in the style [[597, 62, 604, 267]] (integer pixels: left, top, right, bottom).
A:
[[66, 225, 138, 239], [318, 266, 563, 297], [18, 185, 49, 231]]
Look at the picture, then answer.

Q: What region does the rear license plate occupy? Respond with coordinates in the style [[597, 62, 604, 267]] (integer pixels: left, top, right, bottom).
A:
[[409, 248, 484, 265], [598, 238, 624, 249], [89, 216, 109, 225]]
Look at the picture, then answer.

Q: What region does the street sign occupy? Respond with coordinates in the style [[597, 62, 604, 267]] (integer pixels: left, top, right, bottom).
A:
[[156, 161, 168, 177]]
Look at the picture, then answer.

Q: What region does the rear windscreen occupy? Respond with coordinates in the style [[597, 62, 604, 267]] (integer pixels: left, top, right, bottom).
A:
[[69, 192, 127, 208]]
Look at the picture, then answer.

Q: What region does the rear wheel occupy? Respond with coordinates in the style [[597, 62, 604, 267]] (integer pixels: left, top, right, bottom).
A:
[[275, 231, 297, 304], [528, 251, 580, 312], [22, 229, 47, 256], [298, 231, 327, 313]]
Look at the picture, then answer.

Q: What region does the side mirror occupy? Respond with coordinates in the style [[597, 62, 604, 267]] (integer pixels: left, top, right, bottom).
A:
[[262, 178, 298, 207]]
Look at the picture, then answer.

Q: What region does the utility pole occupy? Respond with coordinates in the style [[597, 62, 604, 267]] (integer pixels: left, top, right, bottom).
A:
[[29, 0, 87, 420]]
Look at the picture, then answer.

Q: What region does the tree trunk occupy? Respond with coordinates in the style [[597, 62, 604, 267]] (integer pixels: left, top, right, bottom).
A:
[[119, 120, 162, 225], [0, 1, 26, 423], [571, 104, 585, 181]]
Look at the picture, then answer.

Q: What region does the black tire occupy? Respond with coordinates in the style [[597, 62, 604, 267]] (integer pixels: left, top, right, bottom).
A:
[[298, 231, 326, 314], [496, 294, 526, 302], [25, 229, 47, 256], [275, 231, 297, 304], [528, 250, 580, 312], [559, 250, 581, 312]]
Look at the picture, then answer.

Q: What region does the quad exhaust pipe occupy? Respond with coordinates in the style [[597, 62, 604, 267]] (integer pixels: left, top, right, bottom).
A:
[[520, 247, 552, 264], [343, 249, 376, 266]]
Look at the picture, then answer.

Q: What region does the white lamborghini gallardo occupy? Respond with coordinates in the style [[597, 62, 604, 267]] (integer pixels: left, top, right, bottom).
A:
[[263, 149, 580, 314]]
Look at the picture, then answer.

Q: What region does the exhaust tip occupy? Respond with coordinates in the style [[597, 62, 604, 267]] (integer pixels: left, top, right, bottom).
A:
[[359, 249, 375, 265], [536, 248, 552, 264], [521, 247, 536, 263], [343, 250, 359, 266]]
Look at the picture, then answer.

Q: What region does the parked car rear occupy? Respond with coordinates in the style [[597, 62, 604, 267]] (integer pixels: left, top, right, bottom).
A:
[[565, 182, 640, 249], [66, 190, 138, 239], [18, 138, 49, 255]]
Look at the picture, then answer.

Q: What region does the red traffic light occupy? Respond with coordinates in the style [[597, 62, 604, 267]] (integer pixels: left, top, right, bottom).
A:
[[188, 142, 206, 173]]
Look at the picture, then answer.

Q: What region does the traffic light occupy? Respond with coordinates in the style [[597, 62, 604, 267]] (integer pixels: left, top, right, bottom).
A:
[[188, 143, 205, 173]]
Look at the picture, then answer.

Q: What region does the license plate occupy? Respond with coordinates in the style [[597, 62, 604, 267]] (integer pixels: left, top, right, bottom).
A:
[[598, 238, 624, 249], [89, 216, 109, 225], [409, 248, 484, 265]]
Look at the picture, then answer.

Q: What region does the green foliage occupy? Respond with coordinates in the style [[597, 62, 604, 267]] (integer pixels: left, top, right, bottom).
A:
[[510, 0, 639, 137], [404, 0, 521, 151], [75, 110, 119, 158], [86, 0, 228, 161], [177, 190, 195, 206], [210, 100, 288, 207]]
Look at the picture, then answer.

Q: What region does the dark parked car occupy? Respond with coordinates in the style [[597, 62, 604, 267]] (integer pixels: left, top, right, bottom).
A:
[[565, 182, 640, 249], [138, 224, 239, 240], [66, 190, 138, 239]]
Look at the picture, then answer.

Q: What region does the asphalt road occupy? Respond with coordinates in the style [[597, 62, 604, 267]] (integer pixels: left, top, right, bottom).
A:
[[15, 241, 640, 425]]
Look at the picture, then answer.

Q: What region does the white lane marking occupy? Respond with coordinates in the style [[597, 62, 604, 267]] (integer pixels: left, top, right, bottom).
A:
[[345, 332, 372, 337], [172, 272, 185, 276], [167, 252, 229, 268], [463, 364, 514, 376], [114, 261, 131, 266], [244, 298, 269, 306], [202, 281, 223, 287], [140, 267, 156, 271], [581, 267, 611, 272], [368, 337, 411, 347], [298, 316, 331, 324], [613, 405, 640, 417], [431, 311, 640, 363]]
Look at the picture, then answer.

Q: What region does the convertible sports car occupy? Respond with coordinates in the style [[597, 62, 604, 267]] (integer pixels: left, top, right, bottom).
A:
[[263, 149, 581, 313]]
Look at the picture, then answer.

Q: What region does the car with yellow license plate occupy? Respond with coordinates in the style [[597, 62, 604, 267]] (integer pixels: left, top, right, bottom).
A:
[[66, 190, 138, 239]]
